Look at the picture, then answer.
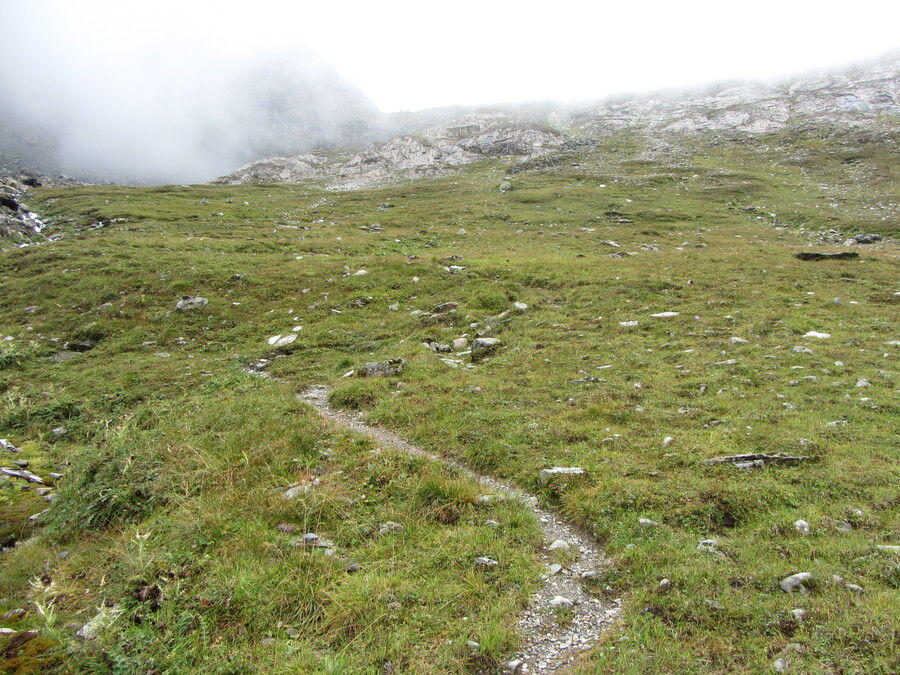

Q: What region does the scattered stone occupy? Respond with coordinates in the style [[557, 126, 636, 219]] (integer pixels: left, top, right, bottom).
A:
[[791, 346, 813, 354], [513, 302, 528, 310], [175, 295, 208, 311], [538, 466, 586, 486], [790, 608, 807, 624], [728, 337, 750, 345], [471, 337, 502, 359], [651, 311, 679, 318], [794, 251, 859, 261], [1, 467, 45, 484], [283, 479, 318, 499], [473, 556, 499, 567], [77, 606, 122, 640], [803, 331, 830, 338], [548, 539, 570, 552], [780, 572, 813, 593], [832, 575, 863, 593], [378, 521, 405, 535], [843, 233, 881, 245], [619, 320, 638, 326], [662, 436, 674, 447], [657, 578, 672, 593], [452, 337, 468, 350], [876, 545, 900, 552], [638, 518, 658, 527], [65, 340, 96, 353], [267, 333, 297, 348], [358, 359, 404, 378], [432, 302, 458, 313], [485, 519, 500, 528], [549, 595, 573, 609], [855, 378, 871, 387], [506, 659, 525, 673], [835, 521, 852, 534], [547, 563, 563, 576], [794, 520, 811, 535], [701, 453, 818, 468], [697, 539, 725, 556]]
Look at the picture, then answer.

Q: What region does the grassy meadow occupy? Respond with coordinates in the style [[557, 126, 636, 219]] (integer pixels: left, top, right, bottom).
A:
[[1, 125, 898, 673]]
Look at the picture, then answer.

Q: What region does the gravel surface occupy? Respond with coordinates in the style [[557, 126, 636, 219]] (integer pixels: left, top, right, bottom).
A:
[[299, 385, 620, 673]]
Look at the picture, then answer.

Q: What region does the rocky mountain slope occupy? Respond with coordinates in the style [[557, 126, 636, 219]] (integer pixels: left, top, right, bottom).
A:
[[218, 55, 900, 189]]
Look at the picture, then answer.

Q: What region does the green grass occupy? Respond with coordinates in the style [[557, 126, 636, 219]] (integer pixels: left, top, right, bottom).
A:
[[1, 123, 898, 673]]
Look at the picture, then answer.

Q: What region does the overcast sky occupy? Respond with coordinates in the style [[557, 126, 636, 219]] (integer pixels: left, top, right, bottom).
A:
[[6, 0, 899, 112]]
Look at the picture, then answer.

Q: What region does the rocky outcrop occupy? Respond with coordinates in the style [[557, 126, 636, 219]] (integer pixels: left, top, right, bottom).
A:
[[217, 56, 900, 189], [217, 112, 567, 189], [0, 177, 46, 244]]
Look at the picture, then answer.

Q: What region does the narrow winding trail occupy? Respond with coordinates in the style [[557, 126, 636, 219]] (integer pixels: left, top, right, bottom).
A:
[[299, 385, 621, 673]]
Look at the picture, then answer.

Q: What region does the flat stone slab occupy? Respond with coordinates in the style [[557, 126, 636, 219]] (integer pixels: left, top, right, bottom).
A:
[[794, 251, 859, 261]]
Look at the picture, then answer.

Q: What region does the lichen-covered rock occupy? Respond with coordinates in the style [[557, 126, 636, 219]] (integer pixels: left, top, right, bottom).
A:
[[357, 359, 404, 378]]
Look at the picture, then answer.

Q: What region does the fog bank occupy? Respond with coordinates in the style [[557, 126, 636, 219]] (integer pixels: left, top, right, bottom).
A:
[[0, 4, 383, 184]]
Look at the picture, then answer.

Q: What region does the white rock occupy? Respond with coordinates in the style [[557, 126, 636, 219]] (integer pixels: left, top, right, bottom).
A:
[[549, 595, 573, 609], [790, 608, 807, 624], [791, 346, 813, 354], [729, 337, 750, 344], [651, 311, 680, 318], [794, 520, 810, 535], [513, 302, 528, 310], [638, 518, 658, 527], [548, 539, 570, 551], [269, 333, 297, 348], [354, 269, 368, 276], [662, 436, 674, 447], [619, 320, 638, 326], [77, 606, 122, 640], [855, 378, 871, 387], [803, 331, 831, 339], [780, 572, 813, 593], [538, 466, 585, 486]]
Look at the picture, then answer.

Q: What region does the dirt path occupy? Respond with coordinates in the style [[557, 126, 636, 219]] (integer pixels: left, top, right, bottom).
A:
[[299, 385, 620, 673]]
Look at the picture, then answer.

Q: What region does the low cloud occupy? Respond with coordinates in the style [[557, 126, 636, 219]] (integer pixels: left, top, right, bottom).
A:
[[0, 4, 383, 184]]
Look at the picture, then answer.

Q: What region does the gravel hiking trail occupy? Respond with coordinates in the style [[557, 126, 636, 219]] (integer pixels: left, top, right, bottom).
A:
[[299, 385, 621, 673]]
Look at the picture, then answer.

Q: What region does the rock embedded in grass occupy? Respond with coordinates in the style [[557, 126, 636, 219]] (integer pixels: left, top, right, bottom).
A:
[[794, 520, 811, 535], [780, 572, 813, 593], [538, 466, 585, 486], [473, 556, 499, 567], [357, 359, 405, 378], [378, 521, 405, 535], [175, 295, 208, 311]]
